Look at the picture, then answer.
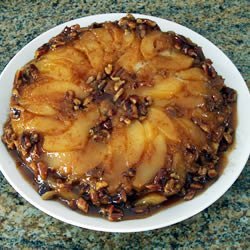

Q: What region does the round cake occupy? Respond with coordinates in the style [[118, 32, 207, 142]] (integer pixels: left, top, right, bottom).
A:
[[2, 14, 237, 221]]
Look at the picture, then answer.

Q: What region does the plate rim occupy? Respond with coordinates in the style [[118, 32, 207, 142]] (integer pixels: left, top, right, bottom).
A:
[[0, 13, 249, 233]]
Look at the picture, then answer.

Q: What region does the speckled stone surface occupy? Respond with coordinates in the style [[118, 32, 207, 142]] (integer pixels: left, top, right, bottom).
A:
[[0, 0, 249, 249]]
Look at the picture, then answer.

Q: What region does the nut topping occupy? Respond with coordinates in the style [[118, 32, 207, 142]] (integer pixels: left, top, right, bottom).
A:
[[113, 88, 125, 102], [86, 75, 95, 84], [76, 198, 89, 213], [104, 64, 113, 75], [37, 161, 48, 180]]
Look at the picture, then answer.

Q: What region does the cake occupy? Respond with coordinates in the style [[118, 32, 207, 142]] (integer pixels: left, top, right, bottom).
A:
[[2, 14, 237, 221]]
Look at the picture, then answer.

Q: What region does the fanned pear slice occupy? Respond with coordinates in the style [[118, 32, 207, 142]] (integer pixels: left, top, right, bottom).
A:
[[43, 109, 99, 152], [35, 59, 80, 81], [20, 100, 57, 116], [12, 111, 71, 136], [134, 61, 158, 84], [25, 117, 70, 135], [91, 28, 114, 53], [36, 46, 92, 82], [147, 108, 180, 142], [136, 76, 184, 99], [134, 192, 166, 207], [122, 29, 136, 51], [19, 80, 86, 116], [40, 46, 89, 65], [18, 85, 57, 116], [21, 80, 86, 99], [73, 31, 104, 71], [133, 133, 167, 189], [173, 95, 205, 109], [117, 38, 143, 73], [105, 127, 127, 192], [184, 80, 208, 96], [140, 31, 173, 59], [126, 121, 146, 167], [44, 141, 107, 178], [175, 117, 206, 146], [143, 120, 158, 140], [176, 67, 207, 81], [152, 51, 193, 71], [103, 22, 124, 50]]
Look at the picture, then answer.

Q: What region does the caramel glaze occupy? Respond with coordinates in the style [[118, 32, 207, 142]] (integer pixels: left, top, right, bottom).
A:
[[2, 14, 237, 221]]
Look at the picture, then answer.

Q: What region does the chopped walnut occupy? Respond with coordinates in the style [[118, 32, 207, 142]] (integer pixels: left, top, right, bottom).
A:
[[19, 132, 41, 158], [96, 181, 108, 191], [207, 169, 218, 178], [202, 59, 217, 78], [104, 64, 113, 75], [37, 161, 48, 180], [2, 123, 18, 150], [164, 178, 181, 196], [89, 118, 112, 142], [113, 88, 125, 102], [76, 198, 89, 213], [10, 106, 23, 119], [190, 183, 203, 190], [184, 189, 196, 201], [100, 205, 124, 221], [15, 64, 39, 87]]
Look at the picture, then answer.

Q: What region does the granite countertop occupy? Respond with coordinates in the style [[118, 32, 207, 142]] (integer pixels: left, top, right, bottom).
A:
[[0, 0, 249, 249]]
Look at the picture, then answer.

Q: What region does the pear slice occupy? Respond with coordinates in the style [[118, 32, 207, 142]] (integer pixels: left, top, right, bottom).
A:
[[134, 192, 166, 207], [147, 108, 180, 142], [104, 127, 127, 192], [36, 46, 92, 81], [43, 109, 99, 152], [184, 80, 208, 96], [45, 140, 107, 178], [122, 29, 136, 50], [35, 59, 76, 81], [153, 93, 205, 110], [103, 122, 146, 192], [133, 133, 167, 189], [176, 67, 207, 81], [91, 27, 117, 63], [19, 88, 56, 116], [73, 31, 104, 71], [103, 22, 124, 50], [12, 111, 71, 136], [25, 116, 71, 135], [126, 121, 146, 167], [21, 80, 85, 99], [173, 95, 205, 109], [19, 80, 85, 116], [41, 46, 89, 65], [152, 51, 193, 71], [117, 38, 143, 73], [143, 120, 158, 141], [91, 28, 114, 53], [22, 102, 56, 116], [140, 31, 173, 59], [175, 117, 206, 146], [137, 76, 184, 99]]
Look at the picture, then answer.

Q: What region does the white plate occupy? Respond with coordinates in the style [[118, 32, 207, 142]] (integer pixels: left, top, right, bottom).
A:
[[0, 13, 249, 233]]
